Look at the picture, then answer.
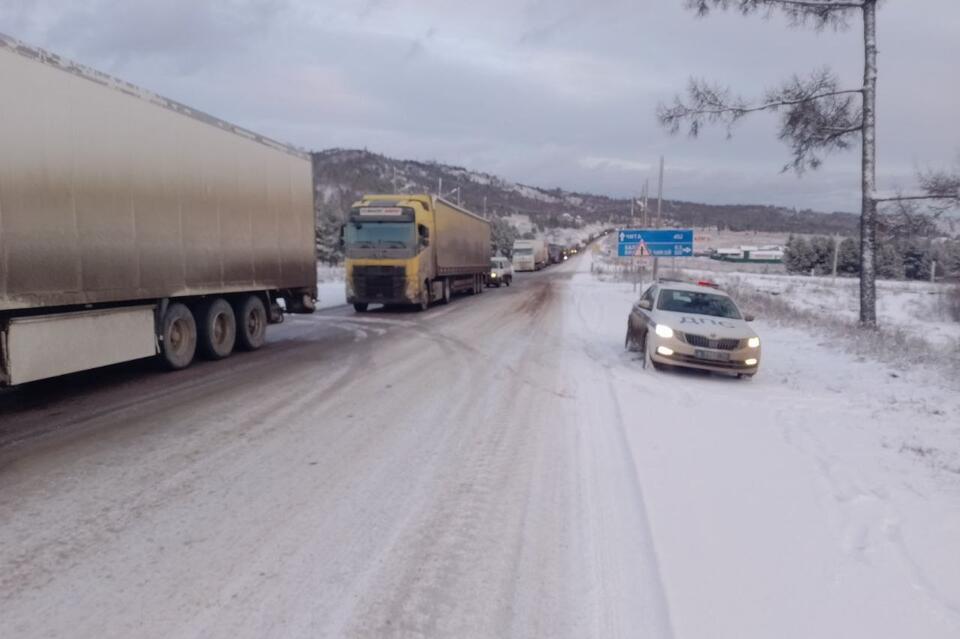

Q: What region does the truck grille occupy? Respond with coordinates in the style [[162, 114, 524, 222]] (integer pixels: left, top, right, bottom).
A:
[[353, 265, 405, 300], [682, 333, 742, 350]]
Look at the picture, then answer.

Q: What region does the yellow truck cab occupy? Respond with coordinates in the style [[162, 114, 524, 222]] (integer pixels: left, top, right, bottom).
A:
[[344, 194, 491, 312]]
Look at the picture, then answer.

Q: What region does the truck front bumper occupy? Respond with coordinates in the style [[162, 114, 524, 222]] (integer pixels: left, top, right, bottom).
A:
[[347, 265, 419, 305]]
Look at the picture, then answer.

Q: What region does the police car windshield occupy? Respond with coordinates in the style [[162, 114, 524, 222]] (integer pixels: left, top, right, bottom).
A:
[[657, 289, 742, 319]]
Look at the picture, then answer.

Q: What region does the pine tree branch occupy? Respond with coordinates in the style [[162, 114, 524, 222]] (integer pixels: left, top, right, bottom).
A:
[[685, 0, 865, 30], [875, 194, 956, 202], [673, 89, 862, 118], [657, 68, 863, 172], [764, 1, 864, 8]]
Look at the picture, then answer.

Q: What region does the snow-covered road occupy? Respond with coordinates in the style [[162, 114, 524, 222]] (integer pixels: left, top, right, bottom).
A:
[[2, 254, 958, 638]]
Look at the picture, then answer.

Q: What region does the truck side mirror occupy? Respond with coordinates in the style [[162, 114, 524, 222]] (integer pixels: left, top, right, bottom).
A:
[[744, 314, 755, 322], [418, 224, 430, 247], [338, 224, 345, 248], [637, 299, 652, 311]]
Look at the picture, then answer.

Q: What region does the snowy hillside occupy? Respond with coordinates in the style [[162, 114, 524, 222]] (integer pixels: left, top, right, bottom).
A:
[[310, 149, 862, 237]]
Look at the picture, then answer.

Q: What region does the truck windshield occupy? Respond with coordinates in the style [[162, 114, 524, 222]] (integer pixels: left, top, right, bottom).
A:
[[346, 222, 415, 249], [514, 248, 533, 256], [657, 289, 742, 319]]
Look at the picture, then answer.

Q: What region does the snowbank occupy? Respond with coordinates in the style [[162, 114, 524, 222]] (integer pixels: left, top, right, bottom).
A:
[[316, 264, 346, 310]]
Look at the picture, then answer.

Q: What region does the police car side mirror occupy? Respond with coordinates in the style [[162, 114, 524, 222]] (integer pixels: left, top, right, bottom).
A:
[[744, 314, 755, 322], [637, 299, 652, 311]]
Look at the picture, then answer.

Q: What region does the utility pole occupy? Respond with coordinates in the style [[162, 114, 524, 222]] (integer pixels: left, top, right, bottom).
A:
[[641, 179, 649, 227], [438, 177, 442, 197], [653, 156, 664, 281], [832, 234, 840, 283], [483, 195, 487, 218], [656, 155, 664, 228]]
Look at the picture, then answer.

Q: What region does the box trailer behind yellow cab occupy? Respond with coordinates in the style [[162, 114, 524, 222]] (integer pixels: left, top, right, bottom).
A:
[[345, 195, 491, 311]]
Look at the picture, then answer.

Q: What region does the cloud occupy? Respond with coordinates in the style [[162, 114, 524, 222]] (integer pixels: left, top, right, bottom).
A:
[[1, 0, 957, 212]]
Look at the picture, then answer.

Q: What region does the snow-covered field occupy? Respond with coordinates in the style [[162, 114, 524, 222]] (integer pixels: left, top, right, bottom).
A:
[[571, 253, 960, 638], [719, 271, 960, 348], [592, 238, 960, 361]]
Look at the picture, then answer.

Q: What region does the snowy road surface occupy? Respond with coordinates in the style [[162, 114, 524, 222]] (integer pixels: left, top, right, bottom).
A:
[[2, 255, 958, 638]]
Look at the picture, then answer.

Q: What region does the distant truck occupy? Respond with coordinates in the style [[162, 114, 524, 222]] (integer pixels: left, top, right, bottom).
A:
[[710, 246, 785, 264], [512, 239, 547, 271], [0, 33, 317, 386], [344, 195, 491, 311], [547, 243, 565, 265]]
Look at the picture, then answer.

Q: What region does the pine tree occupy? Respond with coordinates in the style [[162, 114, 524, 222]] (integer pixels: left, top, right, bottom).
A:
[[809, 236, 835, 275], [490, 216, 519, 257], [315, 207, 345, 265], [901, 241, 932, 280], [659, 1, 959, 326], [784, 236, 815, 273], [837, 238, 860, 274], [875, 242, 903, 279]]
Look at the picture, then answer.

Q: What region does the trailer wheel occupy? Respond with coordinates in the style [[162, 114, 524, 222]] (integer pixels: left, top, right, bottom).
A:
[[441, 279, 451, 305], [236, 295, 268, 351], [198, 297, 236, 360], [160, 302, 197, 370], [353, 303, 369, 313]]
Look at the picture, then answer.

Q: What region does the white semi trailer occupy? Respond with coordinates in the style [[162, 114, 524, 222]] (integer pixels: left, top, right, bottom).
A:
[[0, 33, 317, 385], [511, 239, 547, 272]]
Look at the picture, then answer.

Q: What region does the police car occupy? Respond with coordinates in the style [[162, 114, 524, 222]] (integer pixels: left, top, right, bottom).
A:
[[625, 279, 761, 378]]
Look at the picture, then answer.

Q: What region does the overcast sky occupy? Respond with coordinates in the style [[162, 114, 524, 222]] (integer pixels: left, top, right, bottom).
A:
[[2, 0, 957, 211]]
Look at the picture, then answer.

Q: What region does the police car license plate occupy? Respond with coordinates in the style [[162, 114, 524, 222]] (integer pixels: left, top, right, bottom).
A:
[[695, 349, 729, 362]]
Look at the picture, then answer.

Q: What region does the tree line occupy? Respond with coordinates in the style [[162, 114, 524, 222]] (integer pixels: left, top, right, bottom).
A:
[[784, 235, 960, 281]]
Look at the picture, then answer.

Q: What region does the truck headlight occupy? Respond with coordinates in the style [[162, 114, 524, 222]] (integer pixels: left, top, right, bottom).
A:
[[655, 324, 674, 339], [490, 272, 497, 278], [747, 337, 760, 348]]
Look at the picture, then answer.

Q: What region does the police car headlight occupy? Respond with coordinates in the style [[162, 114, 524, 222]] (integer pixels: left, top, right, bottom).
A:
[[747, 337, 760, 348], [745, 358, 758, 366], [655, 324, 674, 339]]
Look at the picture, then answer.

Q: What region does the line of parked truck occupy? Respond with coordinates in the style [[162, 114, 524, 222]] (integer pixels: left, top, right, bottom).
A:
[[0, 33, 581, 386], [509, 239, 578, 272]]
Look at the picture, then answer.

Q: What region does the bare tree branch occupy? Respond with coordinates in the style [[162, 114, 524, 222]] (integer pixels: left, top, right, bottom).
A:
[[918, 166, 960, 204], [657, 68, 862, 172], [875, 164, 959, 218], [878, 197, 941, 240], [685, 0, 864, 30], [875, 195, 955, 203]]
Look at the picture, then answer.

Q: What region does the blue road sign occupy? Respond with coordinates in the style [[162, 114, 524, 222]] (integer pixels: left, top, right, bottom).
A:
[[617, 228, 694, 258]]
